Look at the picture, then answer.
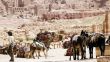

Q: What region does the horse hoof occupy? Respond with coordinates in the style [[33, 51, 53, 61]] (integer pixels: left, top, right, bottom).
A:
[[77, 58, 79, 60], [84, 58, 87, 59], [10, 60, 14, 62], [69, 59, 71, 61], [74, 58, 76, 60], [33, 57, 35, 59], [10, 61, 14, 62], [69, 58, 71, 61], [90, 57, 93, 59], [80, 58, 83, 60]]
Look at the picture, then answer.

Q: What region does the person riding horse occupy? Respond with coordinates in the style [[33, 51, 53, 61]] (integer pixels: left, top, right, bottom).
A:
[[33, 32, 46, 49], [30, 31, 52, 59]]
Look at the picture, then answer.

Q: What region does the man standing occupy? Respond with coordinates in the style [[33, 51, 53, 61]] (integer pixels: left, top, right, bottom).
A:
[[7, 30, 15, 62]]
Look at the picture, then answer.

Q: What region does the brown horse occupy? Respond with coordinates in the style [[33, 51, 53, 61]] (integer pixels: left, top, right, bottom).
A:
[[87, 33, 105, 58], [0, 46, 8, 54], [30, 32, 53, 59], [30, 42, 48, 59], [0, 44, 19, 55], [69, 33, 88, 60]]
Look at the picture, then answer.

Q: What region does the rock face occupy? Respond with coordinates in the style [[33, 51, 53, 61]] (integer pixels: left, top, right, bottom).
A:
[[0, 0, 7, 13], [0, 0, 110, 16]]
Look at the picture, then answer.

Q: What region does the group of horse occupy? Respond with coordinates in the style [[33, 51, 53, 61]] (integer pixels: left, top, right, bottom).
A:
[[0, 31, 63, 59], [67, 31, 107, 60], [0, 30, 108, 60]]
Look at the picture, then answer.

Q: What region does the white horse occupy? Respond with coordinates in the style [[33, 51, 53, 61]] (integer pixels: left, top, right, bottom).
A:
[[31, 41, 48, 59]]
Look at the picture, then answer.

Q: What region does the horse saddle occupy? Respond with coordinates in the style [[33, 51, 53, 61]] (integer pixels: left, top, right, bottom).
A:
[[32, 43, 36, 47], [91, 36, 97, 43], [72, 35, 79, 42], [35, 42, 45, 48]]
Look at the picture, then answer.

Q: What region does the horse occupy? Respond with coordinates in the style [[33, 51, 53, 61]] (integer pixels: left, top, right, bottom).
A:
[[0, 43, 19, 55], [16, 43, 35, 59], [51, 33, 63, 49], [30, 41, 48, 59], [30, 31, 53, 59], [16, 46, 25, 58], [87, 33, 105, 58], [63, 41, 70, 49], [69, 34, 88, 60], [0, 46, 8, 54]]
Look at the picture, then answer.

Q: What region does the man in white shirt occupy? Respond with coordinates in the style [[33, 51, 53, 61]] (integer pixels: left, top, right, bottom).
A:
[[7, 31, 15, 62]]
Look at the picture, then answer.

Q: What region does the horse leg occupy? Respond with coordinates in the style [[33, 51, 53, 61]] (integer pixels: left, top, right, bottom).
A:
[[76, 48, 79, 60], [54, 44, 55, 49], [89, 46, 93, 59], [69, 55, 71, 61], [31, 49, 36, 59], [35, 50, 39, 57], [99, 45, 105, 56], [35, 50, 37, 57], [73, 47, 76, 60], [102, 45, 105, 56], [81, 51, 84, 59], [84, 46, 86, 59], [81, 45, 86, 59], [43, 49, 47, 59], [36, 51, 38, 57], [39, 50, 42, 57], [69, 47, 72, 61], [57, 43, 59, 48], [38, 50, 40, 59], [80, 46, 84, 59]]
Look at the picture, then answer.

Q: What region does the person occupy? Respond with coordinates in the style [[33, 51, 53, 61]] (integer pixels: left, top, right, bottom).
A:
[[7, 30, 15, 62], [36, 29, 44, 42]]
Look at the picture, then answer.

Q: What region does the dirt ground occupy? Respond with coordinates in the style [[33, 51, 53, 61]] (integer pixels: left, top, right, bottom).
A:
[[97, 56, 110, 62], [96, 45, 110, 57]]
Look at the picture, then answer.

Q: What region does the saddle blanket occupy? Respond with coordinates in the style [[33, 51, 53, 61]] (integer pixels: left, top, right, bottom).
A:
[[35, 42, 45, 48], [72, 35, 79, 41]]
